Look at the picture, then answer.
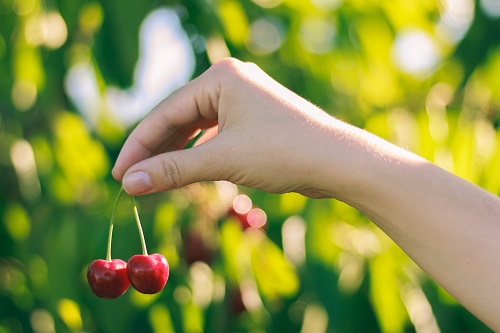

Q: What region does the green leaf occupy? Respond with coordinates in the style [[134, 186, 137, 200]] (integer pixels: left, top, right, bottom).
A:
[[368, 251, 409, 333], [250, 232, 299, 301]]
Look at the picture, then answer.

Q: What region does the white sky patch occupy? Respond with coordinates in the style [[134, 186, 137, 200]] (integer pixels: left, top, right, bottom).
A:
[[299, 17, 336, 54], [480, 0, 500, 18], [106, 8, 195, 127], [247, 17, 283, 55], [436, 0, 474, 43], [65, 63, 101, 126], [391, 29, 440, 76], [65, 7, 195, 129]]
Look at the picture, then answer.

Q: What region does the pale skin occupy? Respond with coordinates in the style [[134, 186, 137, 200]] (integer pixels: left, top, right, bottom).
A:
[[112, 58, 500, 330]]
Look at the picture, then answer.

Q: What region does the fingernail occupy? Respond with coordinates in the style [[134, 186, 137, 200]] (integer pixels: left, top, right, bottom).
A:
[[123, 171, 153, 194]]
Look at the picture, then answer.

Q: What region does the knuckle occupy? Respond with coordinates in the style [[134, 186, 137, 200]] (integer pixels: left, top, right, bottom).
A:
[[212, 57, 246, 79], [211, 58, 265, 91], [214, 57, 241, 70], [161, 158, 183, 189]]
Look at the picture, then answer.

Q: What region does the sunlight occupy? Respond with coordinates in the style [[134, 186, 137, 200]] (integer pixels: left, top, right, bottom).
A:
[[247, 208, 267, 229], [11, 79, 37, 111], [282, 216, 306, 267], [300, 303, 328, 333], [436, 0, 474, 42], [247, 17, 283, 55], [311, 0, 342, 10], [239, 279, 263, 312], [402, 285, 440, 333], [299, 17, 336, 54], [189, 262, 214, 308], [10, 139, 41, 202], [4, 0, 499, 331], [25, 11, 67, 48], [233, 194, 252, 215], [251, 0, 282, 9], [65, 7, 195, 129], [206, 36, 231, 64], [12, 0, 36, 16], [391, 29, 440, 76], [63, 62, 100, 126], [30, 309, 55, 333], [106, 8, 195, 127], [480, 0, 500, 17]]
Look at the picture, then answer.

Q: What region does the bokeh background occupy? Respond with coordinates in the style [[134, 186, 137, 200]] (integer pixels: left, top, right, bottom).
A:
[[1, 0, 500, 332]]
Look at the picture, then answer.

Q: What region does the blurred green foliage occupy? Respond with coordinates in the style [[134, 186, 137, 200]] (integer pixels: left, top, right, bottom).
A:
[[1, 0, 499, 332]]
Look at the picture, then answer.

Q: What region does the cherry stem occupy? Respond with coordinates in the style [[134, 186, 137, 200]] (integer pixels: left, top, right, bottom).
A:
[[107, 187, 124, 261], [131, 196, 148, 256]]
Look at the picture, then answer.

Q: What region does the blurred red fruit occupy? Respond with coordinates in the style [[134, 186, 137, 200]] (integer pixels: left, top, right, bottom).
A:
[[87, 259, 129, 299], [183, 229, 215, 265], [127, 254, 169, 294]]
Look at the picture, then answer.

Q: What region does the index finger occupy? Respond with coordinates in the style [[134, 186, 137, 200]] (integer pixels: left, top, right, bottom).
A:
[[111, 64, 223, 181]]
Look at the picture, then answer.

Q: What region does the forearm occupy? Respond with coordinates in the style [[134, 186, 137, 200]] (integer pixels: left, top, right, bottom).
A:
[[114, 58, 499, 329], [319, 122, 500, 330]]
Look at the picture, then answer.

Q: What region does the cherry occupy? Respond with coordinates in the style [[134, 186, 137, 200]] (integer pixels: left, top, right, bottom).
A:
[[87, 259, 129, 298], [87, 188, 170, 297], [127, 253, 169, 294], [87, 188, 129, 299], [183, 229, 214, 265], [229, 286, 246, 315], [126, 196, 169, 294]]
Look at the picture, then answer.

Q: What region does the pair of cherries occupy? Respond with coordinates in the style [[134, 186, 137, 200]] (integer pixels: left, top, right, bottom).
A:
[[87, 253, 169, 298], [87, 188, 169, 299]]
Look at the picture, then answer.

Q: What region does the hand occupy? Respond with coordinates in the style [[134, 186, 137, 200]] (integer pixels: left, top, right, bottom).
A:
[[113, 58, 500, 330], [112, 58, 365, 198]]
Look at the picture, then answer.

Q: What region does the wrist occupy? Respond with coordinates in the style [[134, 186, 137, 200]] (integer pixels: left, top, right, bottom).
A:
[[305, 119, 424, 207]]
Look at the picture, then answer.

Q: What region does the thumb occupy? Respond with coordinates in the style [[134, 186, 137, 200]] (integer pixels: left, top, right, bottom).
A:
[[121, 139, 226, 195]]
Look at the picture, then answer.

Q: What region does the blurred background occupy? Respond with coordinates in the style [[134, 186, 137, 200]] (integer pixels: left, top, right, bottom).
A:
[[1, 0, 500, 332]]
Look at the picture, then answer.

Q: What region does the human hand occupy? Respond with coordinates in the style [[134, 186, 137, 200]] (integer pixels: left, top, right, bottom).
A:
[[112, 58, 364, 198], [112, 58, 500, 330]]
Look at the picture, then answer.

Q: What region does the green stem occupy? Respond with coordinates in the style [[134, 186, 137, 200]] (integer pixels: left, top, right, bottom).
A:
[[132, 196, 148, 256], [107, 187, 125, 261]]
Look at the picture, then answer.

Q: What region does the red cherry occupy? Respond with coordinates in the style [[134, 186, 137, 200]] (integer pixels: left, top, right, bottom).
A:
[[127, 253, 169, 294], [87, 259, 130, 299], [228, 207, 251, 229], [183, 229, 214, 265], [229, 286, 246, 315], [228, 207, 267, 231]]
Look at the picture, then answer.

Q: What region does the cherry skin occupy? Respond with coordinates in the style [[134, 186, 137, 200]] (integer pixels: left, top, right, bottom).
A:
[[183, 229, 214, 265], [228, 207, 251, 229], [87, 259, 130, 299], [127, 253, 169, 294], [229, 286, 246, 315]]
